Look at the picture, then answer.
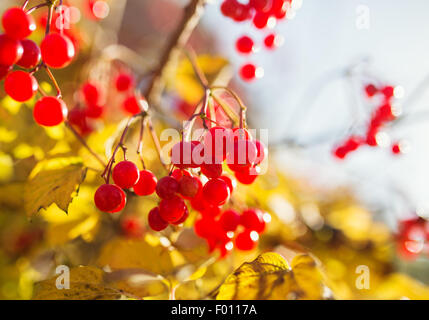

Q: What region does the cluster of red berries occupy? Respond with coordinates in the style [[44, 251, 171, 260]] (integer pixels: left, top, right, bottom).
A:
[[220, 0, 292, 81], [115, 71, 146, 116], [0, 6, 76, 127], [333, 84, 404, 159], [397, 216, 429, 261]]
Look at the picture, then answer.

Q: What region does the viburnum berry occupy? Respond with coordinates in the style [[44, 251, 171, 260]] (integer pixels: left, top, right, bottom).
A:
[[376, 103, 395, 122], [241, 209, 266, 233], [219, 175, 235, 194], [253, 12, 270, 29], [85, 104, 104, 118], [392, 142, 402, 155], [219, 209, 240, 232], [94, 184, 126, 213], [4, 71, 38, 102], [264, 33, 281, 49], [269, 0, 288, 19], [172, 206, 189, 225], [190, 191, 209, 211], [235, 230, 258, 251], [156, 176, 179, 199], [226, 139, 258, 169], [115, 73, 134, 92], [2, 7, 36, 40], [365, 84, 378, 97], [134, 170, 157, 196], [202, 178, 230, 206], [239, 63, 262, 81], [121, 217, 143, 238], [254, 139, 266, 165], [0, 34, 23, 65], [159, 195, 187, 223], [250, 0, 272, 12], [201, 204, 222, 218], [171, 168, 191, 181], [235, 35, 254, 54], [81, 82, 101, 106], [234, 166, 259, 184], [0, 64, 11, 80], [148, 207, 168, 231], [16, 39, 41, 69], [122, 95, 141, 115], [33, 96, 68, 127], [40, 33, 75, 68], [194, 216, 216, 238], [112, 160, 140, 189], [68, 107, 92, 136], [179, 175, 202, 199], [201, 163, 223, 179], [381, 85, 395, 99], [203, 126, 230, 164]]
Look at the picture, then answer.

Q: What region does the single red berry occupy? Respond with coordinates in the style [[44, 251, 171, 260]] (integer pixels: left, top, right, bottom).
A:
[[16, 39, 41, 69], [194, 216, 216, 238], [250, 0, 272, 12], [4, 71, 38, 102], [159, 195, 187, 223], [376, 103, 395, 122], [202, 178, 230, 206], [203, 126, 230, 164], [219, 209, 240, 232], [392, 143, 401, 155], [68, 107, 91, 136], [2, 7, 36, 40], [85, 104, 104, 118], [231, 3, 252, 22], [219, 175, 235, 194], [0, 64, 12, 80], [121, 217, 143, 238], [112, 161, 140, 189], [156, 176, 179, 199], [253, 12, 270, 29], [134, 170, 157, 196], [344, 136, 362, 152], [172, 206, 189, 225], [381, 86, 395, 99], [241, 209, 266, 233], [179, 175, 202, 199], [148, 207, 168, 231], [365, 84, 378, 97], [269, 0, 287, 19], [171, 169, 191, 181], [115, 73, 134, 92], [235, 230, 258, 251], [33, 96, 68, 127], [239, 63, 261, 81], [0, 34, 23, 65], [40, 33, 75, 68], [201, 163, 223, 179], [81, 82, 100, 106], [254, 140, 266, 165], [234, 167, 258, 184], [94, 184, 126, 213], [122, 95, 141, 115], [235, 35, 254, 54]]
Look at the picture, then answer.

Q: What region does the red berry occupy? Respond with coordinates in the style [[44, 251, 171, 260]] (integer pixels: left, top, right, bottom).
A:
[[115, 73, 134, 92], [219, 209, 240, 232], [121, 217, 143, 238], [235, 35, 254, 54], [226, 139, 258, 169], [171, 141, 204, 169], [16, 39, 41, 69], [219, 175, 235, 194], [0, 64, 11, 80], [2, 7, 36, 40], [134, 170, 157, 196], [122, 95, 141, 115], [235, 230, 258, 251], [333, 146, 347, 159], [4, 71, 38, 102], [33, 96, 68, 127], [239, 63, 261, 81], [201, 163, 223, 179], [365, 84, 378, 97], [0, 34, 23, 65], [203, 126, 230, 164], [81, 82, 100, 106], [201, 204, 222, 218], [202, 178, 230, 206], [85, 104, 104, 119], [172, 206, 189, 225], [250, 0, 272, 12], [234, 167, 258, 184], [253, 12, 270, 29], [159, 195, 187, 223], [41, 33, 75, 68], [254, 140, 266, 165], [241, 209, 266, 233], [171, 169, 191, 181], [179, 175, 202, 199], [392, 143, 401, 155], [381, 86, 394, 99], [112, 161, 140, 189], [148, 207, 168, 231], [94, 184, 126, 213], [190, 191, 209, 212], [269, 0, 287, 19], [68, 107, 91, 135], [156, 176, 179, 199], [194, 216, 216, 238], [264, 33, 280, 49]]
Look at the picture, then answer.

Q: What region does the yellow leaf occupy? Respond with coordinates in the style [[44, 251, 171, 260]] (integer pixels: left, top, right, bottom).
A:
[[24, 160, 87, 216], [33, 266, 121, 300], [97, 237, 175, 276]]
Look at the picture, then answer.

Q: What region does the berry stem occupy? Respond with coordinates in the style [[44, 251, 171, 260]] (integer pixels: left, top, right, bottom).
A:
[[65, 121, 107, 167], [43, 65, 62, 98], [136, 116, 147, 169], [184, 46, 209, 89], [26, 3, 49, 14], [21, 0, 30, 9]]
